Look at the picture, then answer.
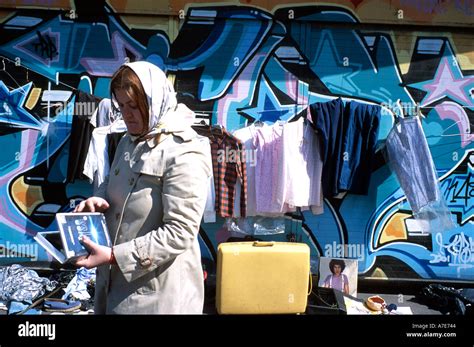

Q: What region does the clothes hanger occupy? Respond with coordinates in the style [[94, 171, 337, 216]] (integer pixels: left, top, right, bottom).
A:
[[192, 112, 211, 126], [211, 123, 225, 136], [253, 119, 264, 127], [273, 119, 287, 127], [191, 120, 211, 136]]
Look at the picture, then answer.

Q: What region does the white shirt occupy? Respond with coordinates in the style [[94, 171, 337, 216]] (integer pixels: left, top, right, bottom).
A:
[[233, 123, 265, 217], [83, 120, 127, 194], [201, 137, 216, 223], [279, 118, 324, 214]]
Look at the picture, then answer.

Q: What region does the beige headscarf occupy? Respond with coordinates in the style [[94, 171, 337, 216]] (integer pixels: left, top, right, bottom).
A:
[[123, 61, 178, 140]]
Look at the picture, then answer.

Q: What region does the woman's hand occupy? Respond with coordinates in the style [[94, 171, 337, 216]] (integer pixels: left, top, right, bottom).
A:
[[74, 197, 110, 213], [74, 236, 113, 269]]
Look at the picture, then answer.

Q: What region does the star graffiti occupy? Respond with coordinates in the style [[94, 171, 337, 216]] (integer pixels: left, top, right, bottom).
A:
[[409, 54, 474, 109], [0, 81, 43, 130], [239, 76, 306, 123]]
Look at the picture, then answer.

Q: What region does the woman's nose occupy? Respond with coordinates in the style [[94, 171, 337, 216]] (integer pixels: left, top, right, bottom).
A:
[[121, 106, 132, 118]]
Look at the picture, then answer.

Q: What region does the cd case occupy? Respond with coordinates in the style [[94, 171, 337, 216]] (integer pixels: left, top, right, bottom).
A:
[[34, 213, 112, 264]]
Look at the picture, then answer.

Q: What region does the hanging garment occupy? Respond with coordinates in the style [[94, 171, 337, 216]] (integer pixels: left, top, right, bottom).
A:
[[83, 120, 127, 194], [385, 116, 453, 232], [242, 120, 323, 216], [204, 173, 217, 223], [280, 118, 324, 214], [309, 98, 345, 197], [386, 117, 438, 212], [233, 177, 242, 218], [106, 131, 127, 165], [338, 101, 381, 195], [253, 123, 287, 214], [90, 98, 120, 128], [194, 126, 247, 218], [309, 98, 381, 197], [67, 91, 101, 183], [233, 124, 263, 217], [202, 137, 216, 223]]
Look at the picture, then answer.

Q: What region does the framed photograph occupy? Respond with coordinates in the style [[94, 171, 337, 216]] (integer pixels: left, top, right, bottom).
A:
[[318, 257, 358, 297]]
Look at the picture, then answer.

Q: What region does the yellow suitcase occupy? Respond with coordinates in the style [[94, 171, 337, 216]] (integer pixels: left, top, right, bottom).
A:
[[216, 241, 310, 314]]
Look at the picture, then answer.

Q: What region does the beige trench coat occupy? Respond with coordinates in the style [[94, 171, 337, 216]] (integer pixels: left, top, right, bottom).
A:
[[94, 124, 211, 314]]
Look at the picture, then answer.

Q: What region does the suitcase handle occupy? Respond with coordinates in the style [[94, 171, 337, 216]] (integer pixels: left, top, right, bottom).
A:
[[252, 241, 274, 247]]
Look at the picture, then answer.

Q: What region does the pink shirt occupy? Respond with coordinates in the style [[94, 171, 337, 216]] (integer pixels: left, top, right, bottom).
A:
[[254, 124, 285, 214]]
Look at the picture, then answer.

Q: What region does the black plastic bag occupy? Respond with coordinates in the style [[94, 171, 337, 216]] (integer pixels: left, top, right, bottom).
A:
[[419, 284, 473, 315]]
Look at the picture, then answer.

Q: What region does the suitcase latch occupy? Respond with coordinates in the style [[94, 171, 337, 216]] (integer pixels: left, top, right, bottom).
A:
[[252, 241, 274, 247]]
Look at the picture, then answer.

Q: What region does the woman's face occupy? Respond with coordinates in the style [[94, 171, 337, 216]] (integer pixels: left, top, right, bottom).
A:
[[333, 264, 342, 275], [114, 89, 146, 135]]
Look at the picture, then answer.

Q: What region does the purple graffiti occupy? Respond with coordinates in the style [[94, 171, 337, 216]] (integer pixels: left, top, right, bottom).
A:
[[80, 31, 142, 77], [412, 56, 474, 107], [436, 102, 473, 147]]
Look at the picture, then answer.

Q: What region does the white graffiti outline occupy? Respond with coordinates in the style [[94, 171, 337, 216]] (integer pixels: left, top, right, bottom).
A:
[[431, 232, 474, 267]]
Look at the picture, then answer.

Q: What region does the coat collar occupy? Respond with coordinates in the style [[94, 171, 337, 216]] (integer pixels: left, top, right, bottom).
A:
[[144, 127, 196, 148]]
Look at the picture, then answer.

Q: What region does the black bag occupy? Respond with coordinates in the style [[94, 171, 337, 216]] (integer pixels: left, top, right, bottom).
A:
[[419, 284, 474, 315]]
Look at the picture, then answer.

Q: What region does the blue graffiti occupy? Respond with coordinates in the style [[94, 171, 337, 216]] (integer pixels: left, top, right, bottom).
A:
[[0, 4, 473, 282]]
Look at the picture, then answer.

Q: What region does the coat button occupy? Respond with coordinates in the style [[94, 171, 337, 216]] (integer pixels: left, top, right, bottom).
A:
[[114, 168, 119, 175], [115, 213, 120, 220], [140, 258, 152, 268], [129, 177, 135, 185]]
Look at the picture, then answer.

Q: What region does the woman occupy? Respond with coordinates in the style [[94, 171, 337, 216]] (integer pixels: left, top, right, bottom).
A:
[[322, 259, 349, 295], [74, 61, 212, 314]]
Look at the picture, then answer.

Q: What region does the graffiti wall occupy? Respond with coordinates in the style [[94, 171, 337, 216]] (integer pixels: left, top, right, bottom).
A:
[[0, 1, 473, 282]]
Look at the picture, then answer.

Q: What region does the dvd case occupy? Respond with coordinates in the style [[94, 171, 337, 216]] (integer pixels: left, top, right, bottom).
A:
[[34, 213, 112, 264]]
